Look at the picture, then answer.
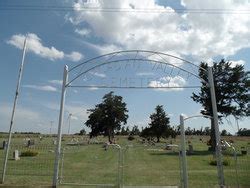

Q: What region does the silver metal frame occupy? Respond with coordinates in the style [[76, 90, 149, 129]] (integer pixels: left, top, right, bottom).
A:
[[180, 114, 213, 188], [208, 67, 224, 187], [53, 65, 68, 187]]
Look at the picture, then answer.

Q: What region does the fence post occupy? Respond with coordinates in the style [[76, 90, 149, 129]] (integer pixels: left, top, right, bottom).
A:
[[208, 67, 224, 187], [52, 65, 68, 187], [180, 115, 188, 188]]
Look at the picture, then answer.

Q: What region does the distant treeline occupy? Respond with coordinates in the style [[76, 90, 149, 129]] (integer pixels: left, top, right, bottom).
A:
[[78, 126, 248, 138], [13, 132, 41, 135], [237, 128, 250, 136], [115, 125, 233, 137]]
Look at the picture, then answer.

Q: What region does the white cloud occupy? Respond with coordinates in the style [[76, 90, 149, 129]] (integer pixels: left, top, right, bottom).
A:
[[70, 115, 79, 120], [181, 113, 188, 119], [0, 105, 40, 121], [91, 43, 123, 55], [7, 33, 84, 62], [229, 60, 246, 67], [43, 102, 89, 121], [67, 0, 250, 61], [75, 28, 91, 37], [65, 105, 89, 121], [87, 86, 99, 90], [49, 80, 63, 85], [0, 104, 42, 132], [23, 85, 58, 92], [7, 33, 64, 61], [66, 51, 83, 62], [136, 72, 154, 76], [90, 71, 106, 78], [148, 76, 186, 91]]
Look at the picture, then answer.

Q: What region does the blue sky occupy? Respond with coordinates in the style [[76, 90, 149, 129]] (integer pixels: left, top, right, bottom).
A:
[[0, 0, 249, 134]]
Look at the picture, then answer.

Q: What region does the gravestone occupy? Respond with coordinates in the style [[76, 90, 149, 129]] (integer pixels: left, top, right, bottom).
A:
[[13, 150, 20, 160], [2, 140, 7, 150], [27, 139, 35, 147], [188, 144, 194, 154]]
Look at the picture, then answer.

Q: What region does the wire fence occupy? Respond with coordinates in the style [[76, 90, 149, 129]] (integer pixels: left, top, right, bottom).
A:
[[0, 135, 249, 187], [223, 145, 250, 188], [59, 143, 120, 187], [0, 136, 56, 186], [123, 144, 181, 187]]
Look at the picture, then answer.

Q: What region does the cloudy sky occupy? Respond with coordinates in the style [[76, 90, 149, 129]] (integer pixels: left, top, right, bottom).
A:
[[0, 0, 249, 134]]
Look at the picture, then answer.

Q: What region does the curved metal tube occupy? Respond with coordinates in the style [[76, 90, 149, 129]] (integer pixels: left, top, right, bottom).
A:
[[69, 50, 207, 73], [66, 58, 208, 87]]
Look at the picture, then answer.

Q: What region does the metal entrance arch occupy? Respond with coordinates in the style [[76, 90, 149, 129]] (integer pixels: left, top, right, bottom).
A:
[[52, 50, 224, 188]]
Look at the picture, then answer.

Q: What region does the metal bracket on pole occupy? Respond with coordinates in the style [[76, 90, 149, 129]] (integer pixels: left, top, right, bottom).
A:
[[180, 115, 188, 188], [208, 67, 225, 187], [53, 65, 68, 187], [1, 37, 27, 184]]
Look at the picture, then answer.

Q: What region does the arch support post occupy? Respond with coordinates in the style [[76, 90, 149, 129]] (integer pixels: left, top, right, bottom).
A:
[[180, 115, 188, 188], [53, 65, 68, 187], [208, 67, 224, 187]]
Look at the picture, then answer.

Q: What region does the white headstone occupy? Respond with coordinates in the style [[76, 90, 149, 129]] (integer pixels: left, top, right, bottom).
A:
[[13, 150, 20, 160]]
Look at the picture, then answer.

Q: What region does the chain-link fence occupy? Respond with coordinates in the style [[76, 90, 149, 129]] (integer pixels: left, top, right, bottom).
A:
[[122, 144, 180, 188], [223, 144, 250, 188], [0, 135, 55, 186], [0, 135, 249, 188], [59, 143, 120, 187]]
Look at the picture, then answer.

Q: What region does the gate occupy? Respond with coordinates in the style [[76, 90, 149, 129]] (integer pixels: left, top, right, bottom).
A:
[[53, 50, 223, 187], [59, 139, 121, 187]]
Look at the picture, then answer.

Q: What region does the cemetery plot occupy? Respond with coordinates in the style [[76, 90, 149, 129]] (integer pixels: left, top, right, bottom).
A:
[[123, 144, 181, 187], [0, 135, 249, 187], [0, 136, 55, 186], [60, 144, 120, 187]]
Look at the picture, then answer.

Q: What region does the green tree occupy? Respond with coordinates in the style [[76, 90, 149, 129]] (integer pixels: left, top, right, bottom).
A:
[[130, 125, 140, 135], [192, 60, 249, 150], [85, 92, 129, 143], [140, 127, 153, 139], [79, 128, 86, 135], [221, 129, 227, 136], [120, 126, 130, 135], [237, 128, 250, 136], [148, 105, 171, 142]]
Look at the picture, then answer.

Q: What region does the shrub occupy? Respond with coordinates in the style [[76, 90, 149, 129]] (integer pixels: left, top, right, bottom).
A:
[[20, 150, 38, 157], [209, 158, 230, 166], [128, 135, 135, 141]]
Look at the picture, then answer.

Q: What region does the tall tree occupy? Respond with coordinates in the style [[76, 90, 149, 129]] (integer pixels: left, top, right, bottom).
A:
[[192, 60, 249, 150], [130, 125, 140, 135], [148, 105, 171, 142], [85, 92, 129, 143]]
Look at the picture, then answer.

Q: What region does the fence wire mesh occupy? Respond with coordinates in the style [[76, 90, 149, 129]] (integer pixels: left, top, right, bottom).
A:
[[59, 143, 120, 187], [0, 135, 56, 186], [223, 144, 250, 188], [122, 144, 181, 187], [0, 135, 249, 188]]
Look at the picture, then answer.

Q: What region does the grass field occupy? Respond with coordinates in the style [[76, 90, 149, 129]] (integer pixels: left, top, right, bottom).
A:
[[0, 134, 249, 188]]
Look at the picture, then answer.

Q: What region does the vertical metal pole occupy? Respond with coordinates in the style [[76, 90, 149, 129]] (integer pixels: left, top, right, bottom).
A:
[[67, 113, 72, 135], [180, 115, 188, 188], [118, 148, 121, 188], [208, 67, 224, 187], [59, 149, 65, 185], [1, 37, 27, 184], [52, 65, 68, 187], [50, 121, 54, 135]]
